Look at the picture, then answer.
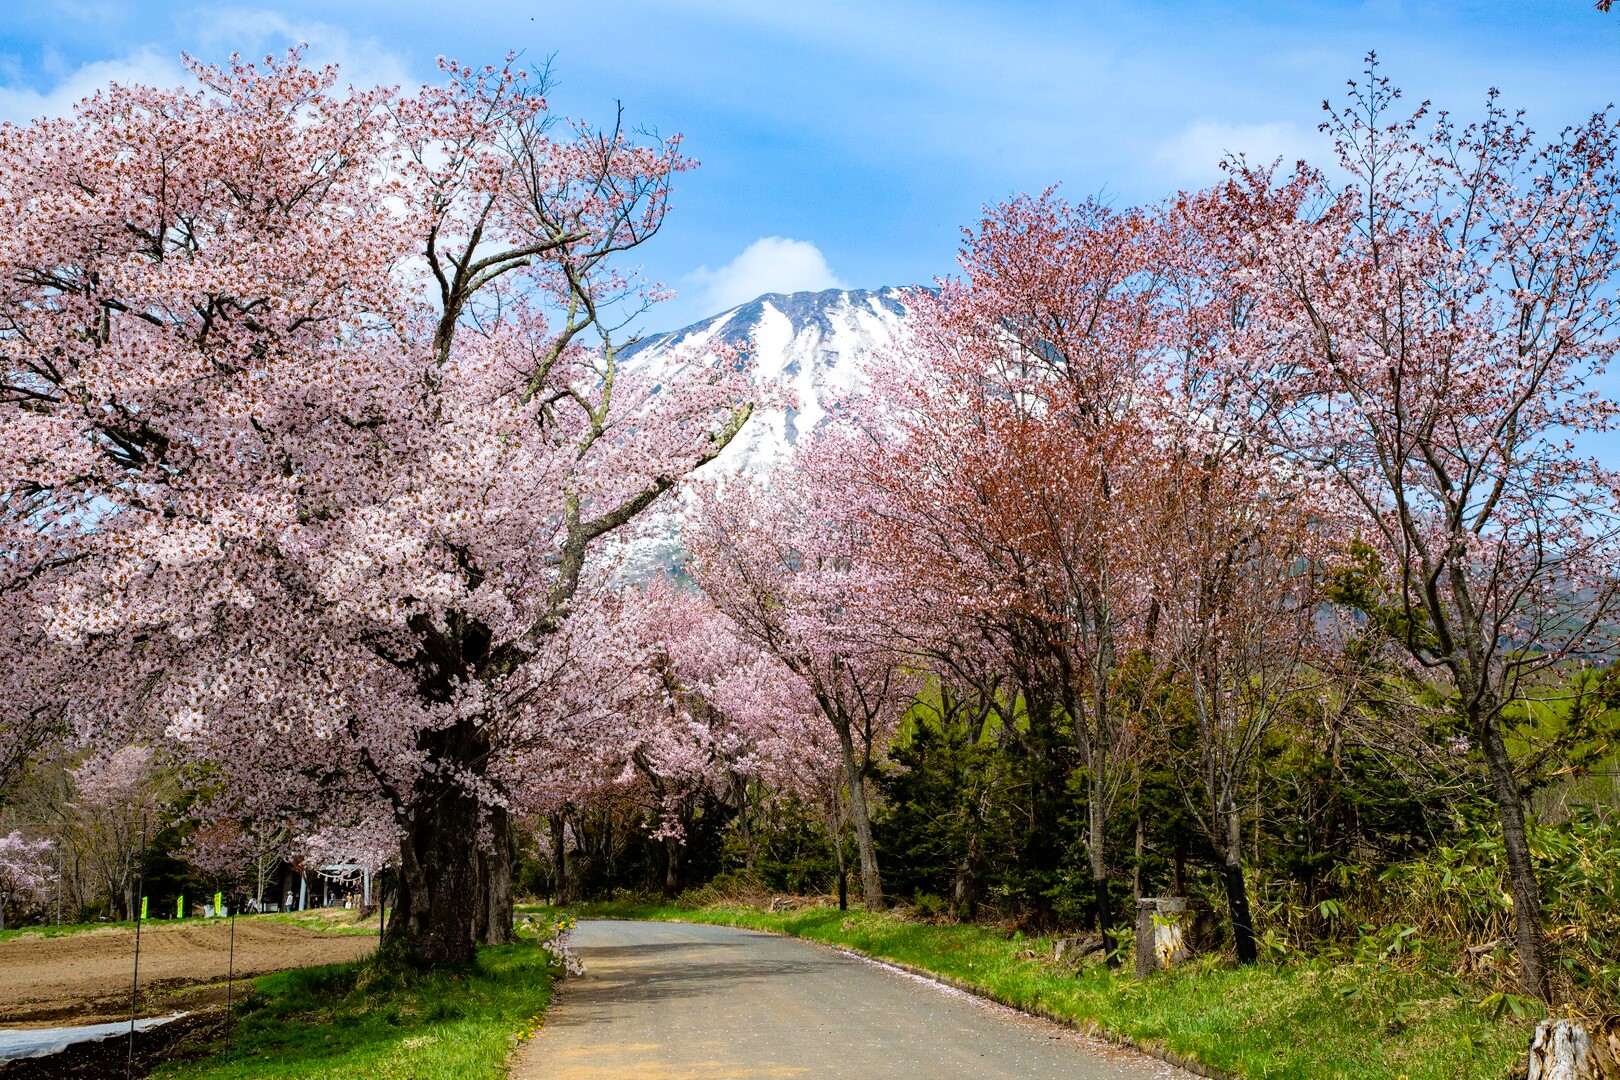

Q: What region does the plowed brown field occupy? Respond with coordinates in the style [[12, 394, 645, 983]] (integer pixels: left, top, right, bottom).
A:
[[0, 918, 375, 1025]]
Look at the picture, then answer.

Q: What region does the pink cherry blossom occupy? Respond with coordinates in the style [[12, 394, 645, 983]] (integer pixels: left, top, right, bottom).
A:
[[0, 49, 752, 966]]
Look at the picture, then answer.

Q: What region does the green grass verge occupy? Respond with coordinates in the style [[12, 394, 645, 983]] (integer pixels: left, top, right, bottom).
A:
[[149, 942, 554, 1080], [252, 907, 392, 936], [0, 919, 138, 943], [0, 908, 384, 944], [527, 900, 1533, 1080]]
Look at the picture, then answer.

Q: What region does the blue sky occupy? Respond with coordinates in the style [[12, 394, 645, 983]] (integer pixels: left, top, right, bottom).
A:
[[1, 1, 1617, 334]]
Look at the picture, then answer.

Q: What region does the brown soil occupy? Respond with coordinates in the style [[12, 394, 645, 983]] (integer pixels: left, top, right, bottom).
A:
[[0, 919, 376, 1026]]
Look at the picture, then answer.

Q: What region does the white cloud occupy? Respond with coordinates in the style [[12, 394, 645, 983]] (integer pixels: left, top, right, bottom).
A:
[[0, 10, 414, 129], [0, 48, 184, 125], [1154, 120, 1322, 185], [688, 237, 847, 313], [190, 9, 414, 91]]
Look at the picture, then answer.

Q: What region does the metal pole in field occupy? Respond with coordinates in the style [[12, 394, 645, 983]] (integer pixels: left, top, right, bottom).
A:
[[127, 813, 147, 1080], [225, 890, 237, 1053]]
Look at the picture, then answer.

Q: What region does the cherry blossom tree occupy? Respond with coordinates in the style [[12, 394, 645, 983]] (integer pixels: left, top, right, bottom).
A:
[[822, 195, 1172, 940], [0, 624, 78, 806], [0, 51, 751, 966], [689, 471, 914, 910], [181, 819, 291, 910], [716, 652, 852, 885], [627, 576, 883, 897], [1228, 60, 1620, 997], [65, 745, 173, 921], [548, 578, 760, 895], [0, 831, 55, 930]]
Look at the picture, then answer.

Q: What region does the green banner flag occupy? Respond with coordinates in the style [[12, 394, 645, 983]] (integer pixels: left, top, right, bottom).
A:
[[214, 891, 223, 916], [176, 895, 184, 919], [139, 896, 147, 920]]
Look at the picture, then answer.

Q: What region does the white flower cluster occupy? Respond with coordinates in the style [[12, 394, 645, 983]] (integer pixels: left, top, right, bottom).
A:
[[541, 916, 586, 977]]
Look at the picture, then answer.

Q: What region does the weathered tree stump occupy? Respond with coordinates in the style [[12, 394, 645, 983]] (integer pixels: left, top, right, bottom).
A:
[[1134, 897, 1191, 979], [1527, 1017, 1620, 1080]]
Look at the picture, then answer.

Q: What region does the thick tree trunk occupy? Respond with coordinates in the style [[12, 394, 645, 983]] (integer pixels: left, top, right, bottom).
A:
[[835, 721, 883, 910], [1477, 706, 1550, 1000], [1222, 809, 1257, 965], [479, 807, 514, 947], [548, 811, 569, 905], [386, 782, 484, 967]]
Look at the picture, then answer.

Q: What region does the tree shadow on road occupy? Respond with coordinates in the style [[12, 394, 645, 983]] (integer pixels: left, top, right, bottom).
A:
[[544, 952, 827, 1026]]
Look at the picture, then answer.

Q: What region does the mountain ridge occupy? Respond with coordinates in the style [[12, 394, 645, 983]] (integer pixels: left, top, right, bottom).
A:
[[621, 285, 914, 475], [611, 286, 915, 576]]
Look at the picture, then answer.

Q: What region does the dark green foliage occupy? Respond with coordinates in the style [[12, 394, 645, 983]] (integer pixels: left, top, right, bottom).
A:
[[872, 687, 1094, 927], [874, 699, 1012, 916], [1260, 713, 1467, 901], [742, 795, 838, 895], [680, 791, 737, 887]]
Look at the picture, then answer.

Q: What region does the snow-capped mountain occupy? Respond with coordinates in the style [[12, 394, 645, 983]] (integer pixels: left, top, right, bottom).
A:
[[620, 286, 912, 477], [611, 286, 913, 575]]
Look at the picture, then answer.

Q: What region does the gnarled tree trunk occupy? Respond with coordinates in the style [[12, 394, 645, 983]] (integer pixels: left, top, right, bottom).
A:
[[386, 718, 508, 966], [388, 778, 484, 967]]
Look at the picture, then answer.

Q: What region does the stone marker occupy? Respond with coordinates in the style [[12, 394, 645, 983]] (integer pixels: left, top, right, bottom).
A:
[[1134, 896, 1191, 979]]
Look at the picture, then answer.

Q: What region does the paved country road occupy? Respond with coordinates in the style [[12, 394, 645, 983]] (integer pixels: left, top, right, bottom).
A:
[[514, 919, 1193, 1080]]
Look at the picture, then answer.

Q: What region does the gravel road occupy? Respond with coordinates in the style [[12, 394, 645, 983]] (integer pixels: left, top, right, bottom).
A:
[[515, 919, 1192, 1079]]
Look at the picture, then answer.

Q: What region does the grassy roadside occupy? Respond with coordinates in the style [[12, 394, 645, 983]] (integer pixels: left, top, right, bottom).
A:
[[528, 900, 1534, 1080], [148, 941, 556, 1080], [0, 908, 383, 944]]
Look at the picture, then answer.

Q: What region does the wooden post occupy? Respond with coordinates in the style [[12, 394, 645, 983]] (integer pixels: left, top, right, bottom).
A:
[[126, 814, 146, 1080]]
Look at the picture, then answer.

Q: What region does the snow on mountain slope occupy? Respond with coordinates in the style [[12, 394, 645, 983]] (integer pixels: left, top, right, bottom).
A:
[[610, 286, 913, 575], [620, 286, 912, 476]]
